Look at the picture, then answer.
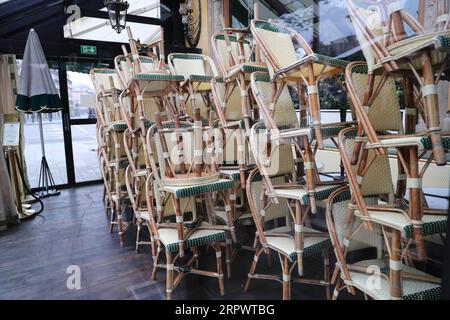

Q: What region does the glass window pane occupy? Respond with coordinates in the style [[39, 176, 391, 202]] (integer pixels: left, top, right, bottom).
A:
[[66, 61, 107, 120], [71, 123, 101, 182]]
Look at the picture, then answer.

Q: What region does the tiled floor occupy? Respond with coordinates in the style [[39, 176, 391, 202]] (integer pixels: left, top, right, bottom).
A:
[[0, 184, 365, 300]]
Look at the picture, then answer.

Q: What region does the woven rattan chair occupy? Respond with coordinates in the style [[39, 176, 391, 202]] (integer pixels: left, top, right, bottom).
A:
[[145, 109, 238, 282], [329, 126, 444, 300], [91, 68, 133, 246], [211, 28, 268, 132], [168, 53, 218, 121], [244, 167, 332, 300], [248, 120, 340, 281], [250, 19, 349, 149], [250, 72, 348, 214], [144, 175, 226, 300], [210, 76, 253, 187], [347, 0, 450, 165], [345, 61, 450, 259]]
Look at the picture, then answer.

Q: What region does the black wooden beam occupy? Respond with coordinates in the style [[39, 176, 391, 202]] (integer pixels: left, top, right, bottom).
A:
[[82, 9, 162, 25]]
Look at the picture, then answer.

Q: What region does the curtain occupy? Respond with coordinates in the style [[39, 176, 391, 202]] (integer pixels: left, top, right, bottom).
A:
[[0, 145, 18, 231], [0, 54, 22, 230]]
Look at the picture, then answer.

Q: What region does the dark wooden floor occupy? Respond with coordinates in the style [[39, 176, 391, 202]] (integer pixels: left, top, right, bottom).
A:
[[0, 184, 361, 300]]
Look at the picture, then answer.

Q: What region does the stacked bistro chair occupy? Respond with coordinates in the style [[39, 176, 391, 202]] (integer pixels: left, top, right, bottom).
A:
[[167, 53, 218, 122], [345, 59, 449, 260], [91, 68, 133, 246], [145, 108, 239, 299], [250, 72, 348, 215], [211, 25, 268, 133], [328, 126, 444, 300], [347, 0, 450, 165], [250, 19, 350, 150], [210, 75, 255, 209], [245, 122, 333, 300]]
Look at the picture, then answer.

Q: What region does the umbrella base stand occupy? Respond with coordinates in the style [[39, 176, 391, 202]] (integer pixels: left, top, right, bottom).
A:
[[37, 156, 60, 198]]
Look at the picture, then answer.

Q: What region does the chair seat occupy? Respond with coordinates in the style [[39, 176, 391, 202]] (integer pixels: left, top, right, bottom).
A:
[[135, 209, 150, 221], [129, 73, 184, 93], [133, 73, 185, 82], [387, 32, 450, 57], [188, 74, 213, 82], [346, 259, 441, 300], [376, 32, 450, 71], [226, 63, 268, 79], [216, 210, 254, 226], [265, 230, 331, 262], [162, 178, 235, 199], [272, 184, 343, 205], [277, 54, 348, 79], [111, 194, 131, 205], [312, 125, 350, 140], [108, 159, 130, 169], [271, 127, 311, 141], [420, 136, 450, 151], [354, 209, 447, 238], [157, 222, 226, 252], [220, 169, 242, 182]]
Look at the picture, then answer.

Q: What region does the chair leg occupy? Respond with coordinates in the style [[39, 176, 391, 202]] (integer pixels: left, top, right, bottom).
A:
[[323, 249, 331, 300], [135, 221, 141, 253], [223, 191, 237, 243], [282, 255, 291, 300], [117, 204, 124, 247], [420, 52, 446, 165], [215, 241, 225, 296], [331, 265, 340, 286], [244, 246, 262, 292], [235, 129, 246, 189], [332, 277, 343, 301], [165, 250, 174, 300], [193, 247, 199, 269], [152, 245, 161, 280], [225, 234, 232, 280], [109, 201, 115, 233]]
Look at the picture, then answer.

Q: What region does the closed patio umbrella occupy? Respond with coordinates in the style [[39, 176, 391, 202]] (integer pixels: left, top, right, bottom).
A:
[[15, 29, 62, 198]]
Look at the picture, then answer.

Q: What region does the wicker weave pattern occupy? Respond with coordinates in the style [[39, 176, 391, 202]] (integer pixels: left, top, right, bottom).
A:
[[254, 79, 298, 128], [212, 80, 243, 121], [348, 259, 441, 300], [255, 28, 297, 70], [343, 133, 394, 197], [351, 72, 402, 132]]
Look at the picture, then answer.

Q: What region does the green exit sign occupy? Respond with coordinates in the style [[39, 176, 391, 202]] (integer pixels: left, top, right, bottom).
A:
[[80, 45, 97, 55]]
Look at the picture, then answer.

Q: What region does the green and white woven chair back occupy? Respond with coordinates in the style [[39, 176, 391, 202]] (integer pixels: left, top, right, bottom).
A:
[[330, 189, 383, 257], [250, 173, 291, 228], [116, 55, 157, 84], [252, 20, 307, 77], [153, 180, 197, 221], [213, 33, 253, 70], [221, 129, 250, 166], [341, 128, 395, 199], [169, 53, 215, 80], [182, 93, 210, 120], [153, 121, 221, 180], [350, 65, 403, 132], [249, 123, 296, 177], [90, 68, 123, 92], [252, 73, 299, 129]]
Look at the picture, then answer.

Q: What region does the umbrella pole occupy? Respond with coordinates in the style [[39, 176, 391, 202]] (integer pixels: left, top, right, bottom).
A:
[[37, 113, 60, 198]]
